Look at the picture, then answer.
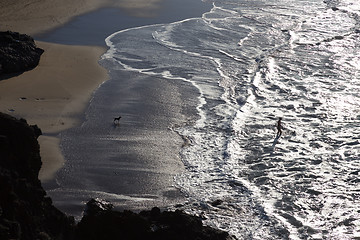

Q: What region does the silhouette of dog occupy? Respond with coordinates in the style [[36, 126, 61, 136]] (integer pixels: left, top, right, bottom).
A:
[[113, 116, 121, 124]]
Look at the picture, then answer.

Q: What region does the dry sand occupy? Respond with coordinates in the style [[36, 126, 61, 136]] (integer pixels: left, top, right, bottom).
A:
[[0, 0, 169, 182], [0, 0, 106, 36], [0, 0, 113, 182], [0, 0, 167, 36], [0, 42, 107, 133], [0, 41, 107, 181]]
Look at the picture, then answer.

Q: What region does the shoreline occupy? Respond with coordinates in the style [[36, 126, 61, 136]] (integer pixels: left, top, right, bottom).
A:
[[1, 0, 212, 193], [0, 0, 107, 36], [0, 41, 107, 181], [35, 0, 212, 46], [0, 0, 112, 182]]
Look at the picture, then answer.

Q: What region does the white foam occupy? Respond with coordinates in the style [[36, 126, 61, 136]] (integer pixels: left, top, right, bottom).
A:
[[98, 0, 360, 238]]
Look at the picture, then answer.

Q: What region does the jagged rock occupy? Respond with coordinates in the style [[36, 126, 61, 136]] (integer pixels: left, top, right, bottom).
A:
[[0, 113, 75, 240], [0, 112, 235, 240], [30, 124, 42, 139], [77, 199, 234, 240], [0, 113, 42, 182], [0, 31, 44, 75], [84, 198, 113, 217]]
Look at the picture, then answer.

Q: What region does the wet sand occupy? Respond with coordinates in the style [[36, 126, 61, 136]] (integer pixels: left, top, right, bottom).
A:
[[0, 0, 176, 36], [0, 0, 113, 181], [0, 0, 210, 208], [0, 0, 106, 36], [0, 42, 107, 181], [38, 0, 211, 215], [46, 69, 200, 216]]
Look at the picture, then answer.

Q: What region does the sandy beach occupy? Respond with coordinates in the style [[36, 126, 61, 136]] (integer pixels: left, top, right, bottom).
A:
[[0, 0, 110, 181], [0, 0, 210, 204], [0, 0, 105, 36], [0, 41, 107, 181], [0, 0, 168, 36]]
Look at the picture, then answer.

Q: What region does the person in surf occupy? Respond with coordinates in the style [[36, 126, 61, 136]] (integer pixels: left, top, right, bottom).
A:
[[276, 117, 283, 138]]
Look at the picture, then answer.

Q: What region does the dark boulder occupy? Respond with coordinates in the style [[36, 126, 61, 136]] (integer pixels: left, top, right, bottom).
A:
[[0, 31, 44, 75], [84, 198, 114, 217]]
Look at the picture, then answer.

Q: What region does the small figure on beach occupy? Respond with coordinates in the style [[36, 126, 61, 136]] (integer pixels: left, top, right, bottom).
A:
[[113, 116, 121, 125], [276, 117, 283, 138]]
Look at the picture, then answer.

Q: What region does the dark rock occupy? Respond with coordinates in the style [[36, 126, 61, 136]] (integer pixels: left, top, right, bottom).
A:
[[77, 201, 234, 240], [0, 112, 235, 240], [84, 198, 113, 217], [334, 35, 344, 40], [30, 124, 42, 139], [211, 199, 224, 207], [0, 31, 44, 75], [0, 112, 75, 240], [0, 113, 42, 182]]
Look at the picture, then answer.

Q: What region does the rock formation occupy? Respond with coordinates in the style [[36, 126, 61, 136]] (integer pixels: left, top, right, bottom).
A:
[[0, 113, 75, 240], [0, 112, 235, 240], [0, 31, 44, 76], [77, 199, 233, 240]]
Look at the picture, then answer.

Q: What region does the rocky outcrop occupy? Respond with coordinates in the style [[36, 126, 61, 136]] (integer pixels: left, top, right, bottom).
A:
[[77, 199, 233, 240], [0, 112, 75, 240], [0, 112, 235, 240], [0, 31, 44, 75]]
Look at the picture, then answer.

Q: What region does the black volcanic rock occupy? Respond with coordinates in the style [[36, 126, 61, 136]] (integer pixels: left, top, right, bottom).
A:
[[0, 31, 44, 75], [0, 112, 235, 240]]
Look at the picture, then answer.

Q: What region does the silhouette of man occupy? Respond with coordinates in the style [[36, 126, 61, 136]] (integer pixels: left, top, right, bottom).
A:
[[276, 117, 283, 138]]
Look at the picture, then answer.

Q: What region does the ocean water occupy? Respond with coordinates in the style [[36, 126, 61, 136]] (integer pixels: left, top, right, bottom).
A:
[[53, 0, 360, 239]]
